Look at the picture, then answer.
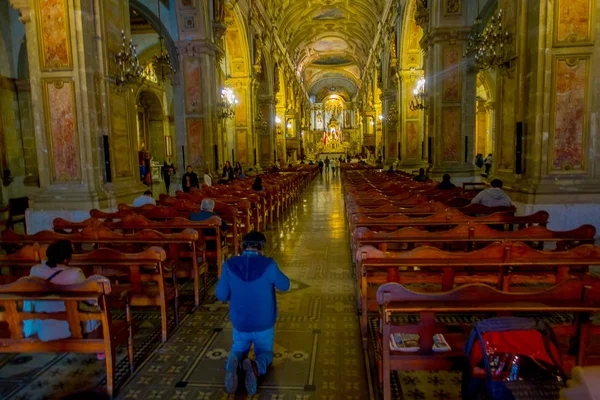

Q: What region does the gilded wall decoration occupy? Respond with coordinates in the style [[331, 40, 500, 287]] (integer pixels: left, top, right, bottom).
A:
[[556, 0, 591, 44], [407, 121, 419, 159], [109, 86, 131, 178], [442, 107, 461, 162], [45, 81, 79, 180], [184, 58, 202, 114], [237, 129, 248, 163], [38, 0, 71, 69], [187, 119, 203, 167], [552, 57, 588, 171], [444, 0, 461, 15], [442, 46, 461, 102]]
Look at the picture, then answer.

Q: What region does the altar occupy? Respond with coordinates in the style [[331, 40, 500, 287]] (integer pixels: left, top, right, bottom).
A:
[[319, 118, 347, 155]]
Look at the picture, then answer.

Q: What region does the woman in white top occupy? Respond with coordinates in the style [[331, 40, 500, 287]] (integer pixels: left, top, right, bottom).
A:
[[24, 240, 100, 342]]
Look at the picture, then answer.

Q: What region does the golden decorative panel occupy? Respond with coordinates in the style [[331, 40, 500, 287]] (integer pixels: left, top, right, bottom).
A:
[[43, 80, 79, 181], [555, 0, 592, 45], [184, 58, 202, 114], [235, 89, 247, 125], [109, 85, 132, 178], [37, 0, 71, 69], [551, 56, 588, 172], [442, 46, 461, 102], [406, 121, 419, 159], [442, 106, 461, 162], [187, 118, 204, 167], [237, 129, 248, 163]]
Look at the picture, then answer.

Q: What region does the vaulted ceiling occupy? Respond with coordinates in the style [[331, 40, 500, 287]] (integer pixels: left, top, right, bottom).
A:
[[268, 0, 388, 102]]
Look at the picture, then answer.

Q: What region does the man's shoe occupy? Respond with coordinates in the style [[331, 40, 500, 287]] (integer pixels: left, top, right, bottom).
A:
[[242, 358, 259, 395], [224, 356, 239, 393]]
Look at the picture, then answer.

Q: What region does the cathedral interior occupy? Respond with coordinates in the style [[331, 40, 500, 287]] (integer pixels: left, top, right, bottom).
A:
[[0, 0, 599, 399]]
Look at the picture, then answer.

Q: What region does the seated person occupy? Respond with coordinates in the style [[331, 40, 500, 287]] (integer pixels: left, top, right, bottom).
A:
[[246, 168, 257, 177], [471, 179, 513, 207], [133, 190, 156, 207], [252, 176, 265, 191], [204, 171, 213, 187], [386, 166, 394, 174], [190, 198, 228, 250], [437, 174, 456, 190], [308, 160, 314, 165], [413, 168, 429, 182], [24, 240, 101, 342]]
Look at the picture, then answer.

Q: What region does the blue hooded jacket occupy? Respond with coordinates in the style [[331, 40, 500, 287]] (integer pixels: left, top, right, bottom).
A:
[[216, 251, 290, 332]]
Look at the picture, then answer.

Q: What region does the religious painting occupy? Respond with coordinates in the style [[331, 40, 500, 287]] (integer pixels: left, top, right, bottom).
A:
[[555, 0, 591, 45], [184, 58, 202, 114], [313, 37, 349, 52], [38, 0, 71, 69], [109, 85, 132, 178], [407, 121, 419, 159], [552, 57, 588, 171], [312, 8, 345, 20], [442, 46, 461, 102], [444, 0, 461, 15], [237, 129, 248, 163], [187, 118, 203, 167], [45, 80, 79, 181], [442, 107, 461, 162]]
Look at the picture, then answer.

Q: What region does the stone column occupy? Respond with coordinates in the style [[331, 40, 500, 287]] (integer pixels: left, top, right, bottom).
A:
[[381, 89, 398, 164], [10, 0, 145, 210], [175, 40, 219, 174], [399, 69, 426, 167], [475, 100, 488, 155], [256, 96, 275, 168]]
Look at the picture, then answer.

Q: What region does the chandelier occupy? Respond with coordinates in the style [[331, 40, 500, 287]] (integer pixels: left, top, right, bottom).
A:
[[152, 0, 175, 81], [114, 30, 144, 86], [463, 8, 512, 70], [217, 88, 237, 119], [409, 78, 426, 111]]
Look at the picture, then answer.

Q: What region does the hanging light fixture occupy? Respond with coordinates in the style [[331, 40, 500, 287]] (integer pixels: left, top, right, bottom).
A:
[[152, 0, 176, 82], [463, 7, 512, 71], [114, 30, 144, 86], [217, 87, 237, 119], [409, 78, 426, 111]]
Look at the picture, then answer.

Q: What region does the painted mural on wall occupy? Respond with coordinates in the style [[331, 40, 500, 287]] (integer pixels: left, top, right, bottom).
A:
[[312, 8, 345, 20], [407, 121, 419, 159], [442, 46, 461, 102], [187, 119, 203, 167], [556, 0, 590, 44], [313, 37, 349, 52], [46, 81, 78, 180], [184, 58, 202, 114], [442, 107, 461, 162], [109, 86, 131, 178], [552, 58, 587, 171], [39, 0, 71, 69]]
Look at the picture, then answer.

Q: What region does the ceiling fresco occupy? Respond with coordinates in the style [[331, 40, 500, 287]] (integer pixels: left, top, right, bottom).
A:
[[263, 0, 388, 102]]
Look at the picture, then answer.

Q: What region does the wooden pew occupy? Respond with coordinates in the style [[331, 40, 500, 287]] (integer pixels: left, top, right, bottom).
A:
[[356, 241, 600, 341], [0, 244, 40, 283], [351, 209, 549, 233], [0, 275, 134, 398], [377, 279, 600, 400], [38, 246, 175, 343], [352, 223, 596, 256], [1, 227, 207, 307]]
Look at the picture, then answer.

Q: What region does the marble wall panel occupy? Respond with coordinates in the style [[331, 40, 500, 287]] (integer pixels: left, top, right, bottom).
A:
[[109, 86, 131, 178], [237, 129, 247, 163], [387, 121, 397, 158], [406, 121, 419, 159], [38, 0, 71, 69], [45, 81, 78, 180], [442, 46, 461, 102], [552, 57, 588, 171], [103, 0, 125, 77], [235, 88, 247, 126], [187, 118, 203, 167], [260, 135, 270, 159], [442, 106, 461, 162], [498, 77, 515, 171], [556, 0, 591, 44], [184, 58, 202, 114]]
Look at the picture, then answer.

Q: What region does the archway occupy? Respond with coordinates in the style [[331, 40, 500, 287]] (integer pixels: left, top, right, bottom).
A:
[[136, 90, 167, 185], [475, 71, 495, 160]]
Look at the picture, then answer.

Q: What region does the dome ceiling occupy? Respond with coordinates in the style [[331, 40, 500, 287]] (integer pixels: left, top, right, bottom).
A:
[[269, 0, 387, 102]]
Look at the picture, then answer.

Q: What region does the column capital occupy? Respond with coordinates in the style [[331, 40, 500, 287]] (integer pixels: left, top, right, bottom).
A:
[[9, 0, 31, 23], [175, 39, 218, 59]]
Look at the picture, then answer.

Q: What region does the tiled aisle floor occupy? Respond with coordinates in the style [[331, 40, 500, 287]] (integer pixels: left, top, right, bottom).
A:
[[119, 171, 371, 399]]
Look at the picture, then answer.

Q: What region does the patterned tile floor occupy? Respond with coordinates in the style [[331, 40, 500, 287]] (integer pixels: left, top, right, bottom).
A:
[[118, 171, 372, 400]]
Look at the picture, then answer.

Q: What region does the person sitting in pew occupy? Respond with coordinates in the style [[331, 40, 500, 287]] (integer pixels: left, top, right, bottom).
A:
[[471, 178, 513, 207], [437, 174, 456, 190], [217, 231, 290, 395], [24, 240, 101, 342], [133, 190, 156, 207], [413, 168, 429, 182], [190, 198, 228, 250]]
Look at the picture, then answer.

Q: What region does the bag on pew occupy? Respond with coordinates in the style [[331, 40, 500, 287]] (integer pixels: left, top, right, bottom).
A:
[[462, 317, 566, 400]]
